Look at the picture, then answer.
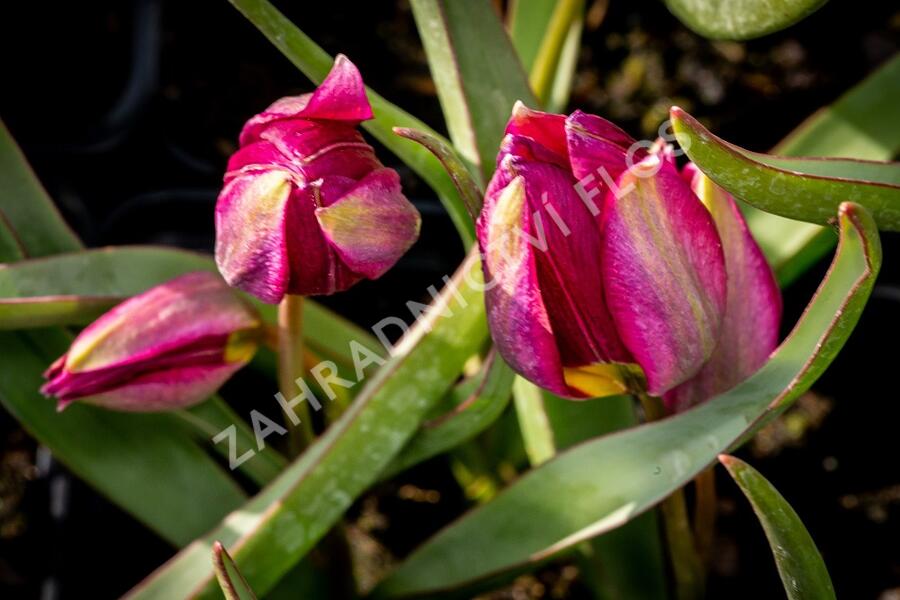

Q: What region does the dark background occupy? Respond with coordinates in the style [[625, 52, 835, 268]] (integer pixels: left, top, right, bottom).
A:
[[1, 0, 898, 598]]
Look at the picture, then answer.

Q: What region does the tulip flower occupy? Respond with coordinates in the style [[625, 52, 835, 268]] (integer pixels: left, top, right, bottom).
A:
[[41, 272, 263, 412], [477, 103, 780, 408], [215, 55, 421, 303]]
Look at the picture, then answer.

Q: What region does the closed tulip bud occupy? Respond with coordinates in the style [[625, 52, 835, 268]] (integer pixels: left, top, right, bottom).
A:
[[478, 103, 780, 406], [41, 272, 262, 412], [215, 55, 421, 303]]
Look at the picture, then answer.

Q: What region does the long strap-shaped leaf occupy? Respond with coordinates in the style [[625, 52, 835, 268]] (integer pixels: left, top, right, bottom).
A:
[[124, 251, 489, 600], [0, 246, 383, 367], [374, 202, 880, 597], [671, 107, 900, 230], [410, 0, 536, 183], [734, 56, 900, 284], [226, 0, 474, 246], [720, 456, 836, 600], [663, 0, 828, 40]]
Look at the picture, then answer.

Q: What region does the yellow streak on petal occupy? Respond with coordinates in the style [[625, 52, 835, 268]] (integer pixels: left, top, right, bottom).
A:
[[487, 177, 528, 297], [563, 362, 639, 398]]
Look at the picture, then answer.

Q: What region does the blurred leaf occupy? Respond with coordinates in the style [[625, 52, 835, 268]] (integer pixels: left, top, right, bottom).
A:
[[213, 542, 259, 600], [0, 211, 25, 262], [383, 354, 515, 479], [375, 202, 880, 596], [0, 328, 248, 546], [663, 0, 828, 40], [0, 246, 382, 368], [227, 0, 474, 246], [542, 394, 669, 600], [720, 455, 836, 600], [179, 398, 288, 488], [739, 55, 900, 284], [124, 252, 489, 600], [508, 0, 557, 71], [410, 0, 536, 182], [512, 376, 556, 466], [0, 120, 81, 256], [546, 9, 583, 114], [672, 107, 900, 229], [527, 0, 583, 105]]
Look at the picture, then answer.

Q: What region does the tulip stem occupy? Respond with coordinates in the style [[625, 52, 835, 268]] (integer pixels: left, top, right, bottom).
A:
[[638, 392, 705, 600], [278, 294, 315, 455], [693, 466, 717, 567]]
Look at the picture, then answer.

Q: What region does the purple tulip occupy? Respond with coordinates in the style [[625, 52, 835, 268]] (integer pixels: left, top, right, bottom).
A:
[[215, 55, 421, 303], [477, 103, 781, 408], [41, 272, 262, 412]]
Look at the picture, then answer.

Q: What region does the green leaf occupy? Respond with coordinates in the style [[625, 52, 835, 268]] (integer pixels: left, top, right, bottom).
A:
[[0, 246, 382, 368], [123, 252, 489, 600], [410, 0, 536, 182], [507, 0, 557, 72], [733, 56, 900, 284], [383, 354, 515, 479], [375, 202, 880, 596], [720, 455, 836, 600], [226, 0, 474, 246], [178, 398, 288, 488], [663, 0, 828, 40], [0, 211, 25, 262], [0, 120, 81, 256], [0, 328, 248, 547], [512, 377, 556, 466], [671, 107, 900, 230], [527, 0, 583, 105], [213, 542, 259, 600]]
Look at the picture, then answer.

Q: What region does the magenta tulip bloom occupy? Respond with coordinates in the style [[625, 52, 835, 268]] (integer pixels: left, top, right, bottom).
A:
[[41, 272, 262, 412], [215, 55, 421, 303], [477, 103, 780, 407]]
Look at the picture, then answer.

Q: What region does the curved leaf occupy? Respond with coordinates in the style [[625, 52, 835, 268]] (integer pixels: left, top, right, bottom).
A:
[[664, 0, 828, 40], [124, 252, 489, 600], [375, 202, 880, 597], [383, 353, 515, 479], [720, 455, 835, 600], [671, 107, 900, 231], [227, 0, 474, 245], [743, 55, 900, 285]]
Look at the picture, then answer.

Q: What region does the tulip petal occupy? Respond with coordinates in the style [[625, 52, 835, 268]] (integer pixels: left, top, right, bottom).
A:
[[665, 169, 782, 412], [239, 55, 372, 144], [601, 156, 727, 394], [215, 169, 293, 303], [506, 102, 568, 160], [62, 362, 245, 412], [477, 176, 570, 396], [316, 169, 421, 279], [565, 110, 642, 182], [64, 272, 260, 373]]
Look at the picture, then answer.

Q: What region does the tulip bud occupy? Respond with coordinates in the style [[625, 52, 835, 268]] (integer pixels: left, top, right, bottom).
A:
[[215, 55, 421, 303], [478, 104, 778, 403], [41, 272, 262, 412]]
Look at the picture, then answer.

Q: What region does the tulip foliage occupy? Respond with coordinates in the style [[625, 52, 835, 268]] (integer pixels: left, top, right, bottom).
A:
[[0, 1, 898, 599]]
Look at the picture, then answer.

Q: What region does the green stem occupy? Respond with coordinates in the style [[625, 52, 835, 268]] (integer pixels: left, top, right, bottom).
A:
[[278, 294, 315, 455], [528, 0, 584, 104], [638, 393, 705, 600]]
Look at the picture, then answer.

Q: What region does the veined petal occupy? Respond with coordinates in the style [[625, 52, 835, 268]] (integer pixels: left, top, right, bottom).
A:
[[239, 54, 373, 145], [601, 156, 727, 395], [565, 110, 642, 181], [215, 169, 292, 303], [64, 272, 260, 373], [665, 168, 782, 412], [506, 101, 568, 159], [61, 362, 245, 412], [316, 169, 421, 279], [477, 176, 570, 396]]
